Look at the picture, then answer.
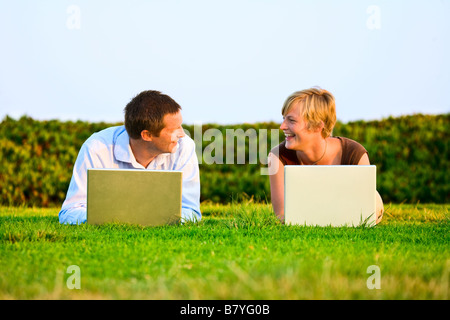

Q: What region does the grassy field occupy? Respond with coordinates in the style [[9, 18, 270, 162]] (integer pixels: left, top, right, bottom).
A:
[[0, 202, 448, 300]]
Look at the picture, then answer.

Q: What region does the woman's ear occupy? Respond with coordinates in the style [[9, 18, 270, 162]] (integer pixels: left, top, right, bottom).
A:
[[319, 121, 325, 131], [311, 121, 325, 133]]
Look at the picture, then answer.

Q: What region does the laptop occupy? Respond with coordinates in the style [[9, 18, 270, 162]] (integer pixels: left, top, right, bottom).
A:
[[87, 169, 182, 226], [284, 165, 376, 227]]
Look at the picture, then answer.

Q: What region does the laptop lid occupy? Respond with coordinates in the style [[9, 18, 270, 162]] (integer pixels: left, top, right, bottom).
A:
[[87, 169, 182, 226], [284, 165, 376, 227]]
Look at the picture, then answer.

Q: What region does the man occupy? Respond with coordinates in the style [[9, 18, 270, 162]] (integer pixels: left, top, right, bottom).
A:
[[59, 90, 201, 224]]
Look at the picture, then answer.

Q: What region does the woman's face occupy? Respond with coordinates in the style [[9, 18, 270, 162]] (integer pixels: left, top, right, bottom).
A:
[[280, 101, 315, 150]]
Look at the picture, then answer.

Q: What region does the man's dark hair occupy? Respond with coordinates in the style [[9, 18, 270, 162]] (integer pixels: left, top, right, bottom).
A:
[[124, 90, 181, 139]]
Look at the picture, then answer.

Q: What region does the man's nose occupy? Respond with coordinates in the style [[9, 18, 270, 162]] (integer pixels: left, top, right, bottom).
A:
[[179, 128, 186, 138]]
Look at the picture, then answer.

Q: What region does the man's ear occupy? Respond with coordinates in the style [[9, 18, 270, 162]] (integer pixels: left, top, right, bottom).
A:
[[140, 130, 153, 142]]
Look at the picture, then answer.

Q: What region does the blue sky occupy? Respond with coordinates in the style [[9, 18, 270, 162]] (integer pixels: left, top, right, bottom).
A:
[[0, 0, 448, 124]]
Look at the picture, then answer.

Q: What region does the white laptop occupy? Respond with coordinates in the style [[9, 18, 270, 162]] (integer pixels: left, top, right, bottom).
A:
[[284, 166, 376, 227], [87, 169, 182, 226]]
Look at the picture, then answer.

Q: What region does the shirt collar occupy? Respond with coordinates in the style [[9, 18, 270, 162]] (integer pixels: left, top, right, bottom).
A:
[[114, 127, 176, 168], [114, 128, 138, 166]]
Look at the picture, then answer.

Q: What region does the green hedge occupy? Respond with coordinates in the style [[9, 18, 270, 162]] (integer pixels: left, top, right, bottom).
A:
[[1, 114, 448, 207]]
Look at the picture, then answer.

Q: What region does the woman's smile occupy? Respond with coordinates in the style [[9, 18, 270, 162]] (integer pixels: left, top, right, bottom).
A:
[[284, 132, 295, 141]]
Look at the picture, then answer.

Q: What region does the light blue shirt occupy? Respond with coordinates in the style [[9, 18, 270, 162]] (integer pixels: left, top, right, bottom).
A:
[[59, 125, 201, 224]]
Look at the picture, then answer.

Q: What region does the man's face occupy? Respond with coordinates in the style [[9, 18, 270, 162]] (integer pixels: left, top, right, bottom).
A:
[[151, 111, 185, 154]]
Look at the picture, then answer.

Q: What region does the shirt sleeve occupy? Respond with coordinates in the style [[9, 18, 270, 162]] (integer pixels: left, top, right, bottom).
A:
[[58, 141, 97, 224], [175, 137, 202, 222], [341, 137, 369, 165]]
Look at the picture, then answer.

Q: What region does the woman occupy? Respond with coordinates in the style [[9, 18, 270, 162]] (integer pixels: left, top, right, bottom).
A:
[[268, 87, 384, 224]]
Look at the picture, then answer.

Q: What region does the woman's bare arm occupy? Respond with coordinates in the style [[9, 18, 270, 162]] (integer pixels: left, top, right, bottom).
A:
[[358, 152, 384, 224]]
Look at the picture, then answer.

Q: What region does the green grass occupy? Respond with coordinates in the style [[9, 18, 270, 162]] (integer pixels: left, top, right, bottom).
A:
[[0, 203, 448, 300]]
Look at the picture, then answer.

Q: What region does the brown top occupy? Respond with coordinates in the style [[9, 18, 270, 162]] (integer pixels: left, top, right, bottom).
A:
[[277, 136, 368, 165]]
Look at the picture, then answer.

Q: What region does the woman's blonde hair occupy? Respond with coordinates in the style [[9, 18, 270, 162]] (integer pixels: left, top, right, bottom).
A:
[[281, 87, 336, 138]]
